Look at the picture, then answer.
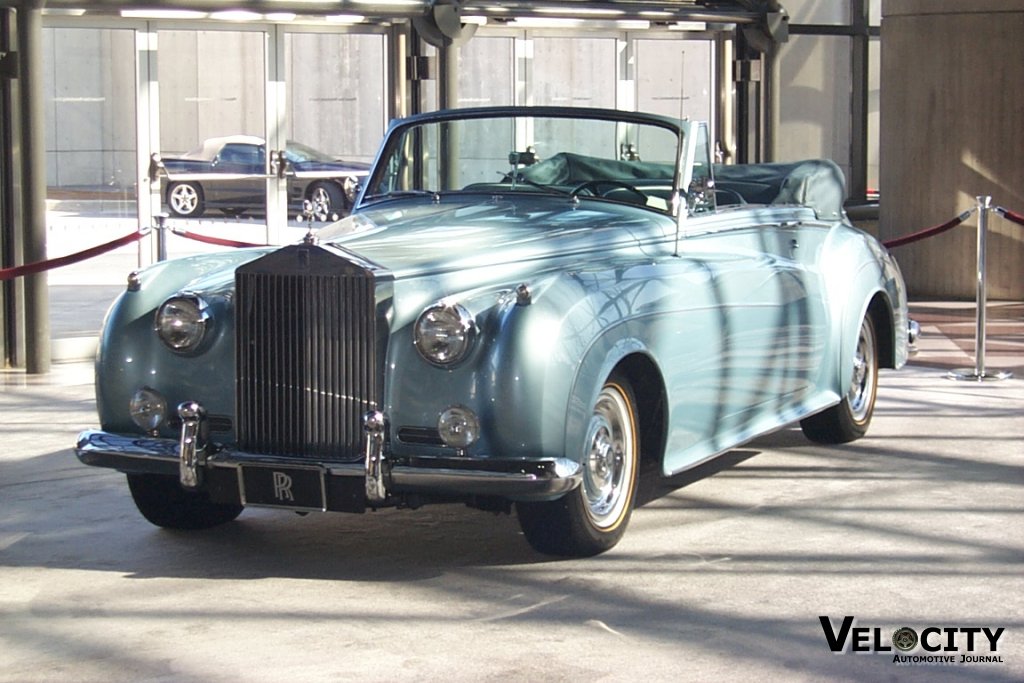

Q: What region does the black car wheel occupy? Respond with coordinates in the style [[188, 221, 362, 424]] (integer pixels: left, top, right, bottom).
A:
[[517, 371, 640, 557], [801, 314, 879, 443], [307, 182, 345, 221], [167, 181, 205, 218], [127, 473, 243, 530]]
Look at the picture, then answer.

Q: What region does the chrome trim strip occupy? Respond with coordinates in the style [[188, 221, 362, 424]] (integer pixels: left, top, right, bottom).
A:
[[363, 410, 388, 504], [75, 430, 582, 499], [177, 401, 206, 489], [389, 461, 582, 497]]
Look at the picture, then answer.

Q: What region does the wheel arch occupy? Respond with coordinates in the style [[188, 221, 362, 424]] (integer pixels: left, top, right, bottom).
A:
[[611, 353, 668, 474], [865, 290, 896, 370]]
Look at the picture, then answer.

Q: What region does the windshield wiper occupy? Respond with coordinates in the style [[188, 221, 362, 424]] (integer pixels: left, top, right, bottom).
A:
[[362, 189, 442, 202]]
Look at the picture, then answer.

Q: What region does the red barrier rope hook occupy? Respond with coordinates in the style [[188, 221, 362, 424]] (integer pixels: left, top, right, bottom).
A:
[[0, 229, 147, 281], [994, 206, 1024, 228]]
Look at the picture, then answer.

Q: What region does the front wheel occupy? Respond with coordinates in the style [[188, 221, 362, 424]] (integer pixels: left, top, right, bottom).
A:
[[307, 182, 345, 221], [801, 313, 879, 443], [127, 473, 242, 530], [517, 373, 640, 556], [166, 181, 205, 218]]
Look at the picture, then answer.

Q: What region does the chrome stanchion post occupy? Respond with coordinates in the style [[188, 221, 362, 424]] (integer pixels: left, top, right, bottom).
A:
[[155, 212, 169, 262], [948, 196, 1013, 382]]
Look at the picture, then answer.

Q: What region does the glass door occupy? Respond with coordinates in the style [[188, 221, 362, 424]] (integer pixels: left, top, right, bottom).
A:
[[157, 27, 270, 244], [42, 25, 141, 344], [282, 28, 387, 234]]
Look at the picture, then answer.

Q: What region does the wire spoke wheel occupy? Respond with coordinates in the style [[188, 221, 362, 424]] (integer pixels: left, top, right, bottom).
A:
[[846, 317, 877, 425], [517, 372, 640, 556], [583, 383, 636, 530], [800, 313, 879, 443]]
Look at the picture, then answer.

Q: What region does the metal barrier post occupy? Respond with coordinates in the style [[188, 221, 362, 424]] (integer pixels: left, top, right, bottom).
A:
[[948, 196, 1013, 382], [155, 213, 168, 262]]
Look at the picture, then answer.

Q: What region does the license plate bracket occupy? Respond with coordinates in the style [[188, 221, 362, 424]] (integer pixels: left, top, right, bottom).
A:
[[240, 465, 326, 511]]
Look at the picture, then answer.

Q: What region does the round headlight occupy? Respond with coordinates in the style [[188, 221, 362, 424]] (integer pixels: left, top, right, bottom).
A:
[[343, 175, 360, 203], [438, 406, 480, 450], [155, 294, 210, 353], [129, 387, 167, 433], [414, 302, 477, 366]]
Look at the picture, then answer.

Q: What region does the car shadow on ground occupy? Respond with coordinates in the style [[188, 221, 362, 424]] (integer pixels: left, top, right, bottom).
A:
[[1, 442, 762, 580]]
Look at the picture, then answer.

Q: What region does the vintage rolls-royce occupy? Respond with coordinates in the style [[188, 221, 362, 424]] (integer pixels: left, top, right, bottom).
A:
[[76, 106, 911, 556]]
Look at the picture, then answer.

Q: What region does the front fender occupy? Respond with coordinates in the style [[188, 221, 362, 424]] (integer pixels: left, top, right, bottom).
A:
[[95, 249, 270, 435]]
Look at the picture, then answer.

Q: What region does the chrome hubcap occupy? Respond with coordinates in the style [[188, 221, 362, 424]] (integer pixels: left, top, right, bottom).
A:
[[582, 384, 635, 529], [311, 187, 331, 220], [847, 318, 876, 423]]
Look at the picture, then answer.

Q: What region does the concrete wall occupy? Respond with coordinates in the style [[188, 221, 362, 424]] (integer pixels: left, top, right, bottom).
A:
[[880, 0, 1024, 299]]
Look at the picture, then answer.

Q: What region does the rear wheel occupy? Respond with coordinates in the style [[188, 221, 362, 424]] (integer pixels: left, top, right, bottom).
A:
[[801, 314, 879, 443], [127, 473, 242, 530], [517, 372, 640, 556]]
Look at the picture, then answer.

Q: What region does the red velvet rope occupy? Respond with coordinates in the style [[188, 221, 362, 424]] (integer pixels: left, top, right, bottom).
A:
[[882, 210, 972, 249], [2, 206, 1014, 282], [171, 229, 265, 249], [0, 229, 146, 281], [995, 206, 1024, 228]]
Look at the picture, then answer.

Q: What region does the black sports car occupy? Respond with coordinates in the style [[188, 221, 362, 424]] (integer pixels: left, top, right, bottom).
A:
[[161, 136, 370, 220]]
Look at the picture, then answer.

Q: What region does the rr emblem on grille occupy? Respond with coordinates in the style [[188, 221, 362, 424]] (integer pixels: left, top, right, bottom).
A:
[[272, 471, 295, 502]]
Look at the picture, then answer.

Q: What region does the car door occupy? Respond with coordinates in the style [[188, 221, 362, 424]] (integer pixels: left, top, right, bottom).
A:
[[659, 211, 827, 474], [212, 143, 267, 209]]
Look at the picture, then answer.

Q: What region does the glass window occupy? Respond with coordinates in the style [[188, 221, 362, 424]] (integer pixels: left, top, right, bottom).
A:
[[867, 37, 880, 194], [285, 32, 386, 165], [784, 0, 850, 25], [159, 30, 265, 154], [458, 36, 514, 107], [45, 27, 137, 217], [776, 35, 852, 185], [635, 39, 713, 124], [531, 36, 616, 108]]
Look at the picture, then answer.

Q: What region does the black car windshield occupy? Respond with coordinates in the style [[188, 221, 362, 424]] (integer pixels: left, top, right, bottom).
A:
[[285, 141, 334, 163], [361, 111, 681, 213]]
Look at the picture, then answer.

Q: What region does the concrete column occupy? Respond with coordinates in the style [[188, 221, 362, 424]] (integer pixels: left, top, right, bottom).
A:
[[17, 2, 49, 373], [880, 0, 1024, 299]]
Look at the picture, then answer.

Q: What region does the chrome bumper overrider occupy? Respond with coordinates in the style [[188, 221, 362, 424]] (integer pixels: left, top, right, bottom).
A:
[[75, 405, 582, 507]]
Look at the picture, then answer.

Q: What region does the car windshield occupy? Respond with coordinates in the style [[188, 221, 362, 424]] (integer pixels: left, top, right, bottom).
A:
[[285, 141, 334, 163], [361, 111, 682, 213]]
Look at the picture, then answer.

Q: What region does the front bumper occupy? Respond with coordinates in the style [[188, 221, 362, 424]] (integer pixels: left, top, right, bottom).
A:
[[75, 410, 582, 512]]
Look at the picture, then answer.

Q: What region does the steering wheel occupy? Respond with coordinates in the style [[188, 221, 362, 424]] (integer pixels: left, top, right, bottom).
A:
[[570, 179, 650, 205]]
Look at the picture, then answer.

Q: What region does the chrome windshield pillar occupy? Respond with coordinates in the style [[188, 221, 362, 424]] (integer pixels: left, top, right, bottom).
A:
[[363, 411, 388, 504], [178, 401, 207, 489]]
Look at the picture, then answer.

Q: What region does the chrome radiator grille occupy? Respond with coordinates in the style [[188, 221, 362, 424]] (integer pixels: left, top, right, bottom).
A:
[[235, 244, 379, 461]]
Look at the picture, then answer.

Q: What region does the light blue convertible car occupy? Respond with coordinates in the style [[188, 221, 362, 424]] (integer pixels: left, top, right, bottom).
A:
[[76, 107, 911, 556]]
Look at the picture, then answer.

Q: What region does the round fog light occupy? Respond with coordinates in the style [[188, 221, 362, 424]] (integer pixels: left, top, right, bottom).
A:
[[130, 387, 167, 433], [438, 406, 480, 450]]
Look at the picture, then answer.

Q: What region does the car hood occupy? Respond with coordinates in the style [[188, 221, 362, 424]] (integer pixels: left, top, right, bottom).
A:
[[294, 160, 371, 173], [316, 195, 674, 278]]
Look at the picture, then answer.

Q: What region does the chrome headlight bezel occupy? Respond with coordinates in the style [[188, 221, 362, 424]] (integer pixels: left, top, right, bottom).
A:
[[154, 294, 211, 354], [343, 175, 361, 203], [413, 302, 477, 367]]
